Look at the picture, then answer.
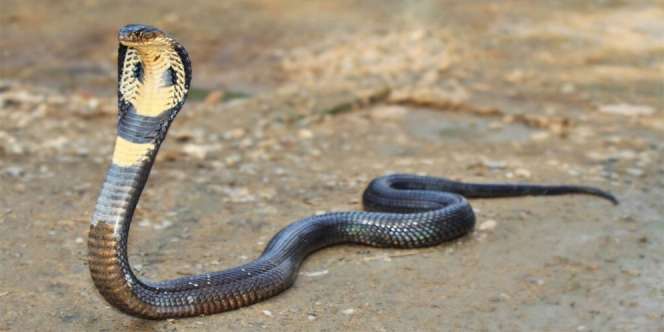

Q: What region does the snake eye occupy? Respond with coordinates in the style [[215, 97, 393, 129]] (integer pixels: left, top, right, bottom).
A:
[[142, 31, 157, 40]]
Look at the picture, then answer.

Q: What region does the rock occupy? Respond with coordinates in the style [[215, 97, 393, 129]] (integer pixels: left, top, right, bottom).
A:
[[341, 308, 355, 315]]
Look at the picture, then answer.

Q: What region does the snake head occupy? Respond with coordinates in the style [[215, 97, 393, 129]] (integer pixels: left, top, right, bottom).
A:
[[118, 24, 170, 47], [116, 24, 192, 145]]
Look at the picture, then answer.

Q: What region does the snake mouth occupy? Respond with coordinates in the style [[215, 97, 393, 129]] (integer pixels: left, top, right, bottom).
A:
[[118, 24, 168, 47]]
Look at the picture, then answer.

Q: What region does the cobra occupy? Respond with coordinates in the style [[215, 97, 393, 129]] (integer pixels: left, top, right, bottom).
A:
[[88, 24, 617, 319]]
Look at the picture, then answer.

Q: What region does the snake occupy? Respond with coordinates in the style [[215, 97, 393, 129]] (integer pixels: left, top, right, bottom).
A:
[[88, 24, 618, 319]]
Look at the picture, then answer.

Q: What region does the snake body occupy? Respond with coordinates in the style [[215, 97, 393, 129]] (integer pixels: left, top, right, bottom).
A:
[[88, 24, 617, 319]]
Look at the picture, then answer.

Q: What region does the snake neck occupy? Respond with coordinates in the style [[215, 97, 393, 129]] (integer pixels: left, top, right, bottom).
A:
[[90, 154, 155, 228]]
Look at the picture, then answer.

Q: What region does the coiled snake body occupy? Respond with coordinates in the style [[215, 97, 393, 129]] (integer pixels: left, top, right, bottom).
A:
[[88, 24, 617, 319]]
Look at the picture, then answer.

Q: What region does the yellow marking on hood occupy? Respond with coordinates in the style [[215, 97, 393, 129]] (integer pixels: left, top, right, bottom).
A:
[[121, 47, 183, 117], [111, 137, 155, 167]]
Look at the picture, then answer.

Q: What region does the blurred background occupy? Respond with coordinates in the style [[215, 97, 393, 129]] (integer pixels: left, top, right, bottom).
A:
[[1, 1, 663, 331]]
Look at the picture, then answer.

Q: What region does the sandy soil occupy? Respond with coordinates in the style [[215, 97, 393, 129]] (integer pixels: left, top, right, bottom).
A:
[[1, 1, 663, 331]]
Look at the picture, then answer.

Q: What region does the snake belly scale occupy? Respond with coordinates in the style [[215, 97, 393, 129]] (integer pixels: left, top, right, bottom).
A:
[[88, 24, 617, 319]]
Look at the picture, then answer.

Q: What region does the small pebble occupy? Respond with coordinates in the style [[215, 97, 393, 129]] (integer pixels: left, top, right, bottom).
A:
[[3, 166, 25, 177], [182, 144, 221, 160], [598, 103, 655, 116], [262, 310, 273, 317], [224, 128, 246, 140], [225, 154, 242, 166], [482, 159, 507, 170], [561, 83, 576, 94], [530, 131, 550, 141], [514, 168, 531, 178], [370, 105, 407, 120], [478, 219, 497, 231], [298, 129, 314, 139], [204, 91, 224, 104], [527, 277, 545, 286], [341, 308, 355, 315], [153, 220, 173, 230], [138, 220, 152, 227], [622, 268, 640, 277], [625, 168, 644, 177], [301, 270, 329, 277]]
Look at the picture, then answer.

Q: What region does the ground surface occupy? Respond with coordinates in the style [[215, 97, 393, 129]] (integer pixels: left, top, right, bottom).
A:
[[1, 1, 663, 331]]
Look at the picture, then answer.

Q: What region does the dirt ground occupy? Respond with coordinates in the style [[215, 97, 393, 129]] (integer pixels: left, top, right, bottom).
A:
[[1, 1, 663, 331]]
